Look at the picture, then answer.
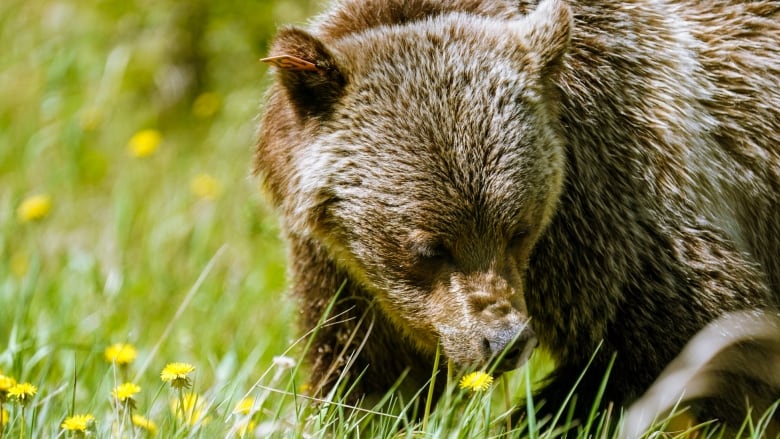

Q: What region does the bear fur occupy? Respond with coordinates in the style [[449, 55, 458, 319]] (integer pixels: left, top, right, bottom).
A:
[[255, 0, 780, 424]]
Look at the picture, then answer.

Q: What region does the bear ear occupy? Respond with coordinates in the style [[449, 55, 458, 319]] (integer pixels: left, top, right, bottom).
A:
[[262, 27, 346, 118], [513, 0, 572, 77]]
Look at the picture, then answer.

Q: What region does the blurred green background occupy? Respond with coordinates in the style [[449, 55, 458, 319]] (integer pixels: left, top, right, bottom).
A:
[[0, 0, 325, 431]]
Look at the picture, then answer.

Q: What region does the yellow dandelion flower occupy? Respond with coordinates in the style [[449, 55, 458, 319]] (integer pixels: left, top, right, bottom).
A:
[[0, 373, 16, 391], [0, 373, 16, 404], [112, 382, 141, 402], [128, 129, 162, 158], [192, 92, 221, 119], [190, 173, 222, 200], [171, 392, 209, 426], [458, 371, 494, 392], [8, 382, 37, 404], [132, 414, 158, 435], [61, 414, 95, 432], [233, 397, 256, 415], [104, 343, 137, 366], [161, 362, 195, 389], [236, 419, 256, 436], [233, 397, 257, 435], [17, 194, 52, 222]]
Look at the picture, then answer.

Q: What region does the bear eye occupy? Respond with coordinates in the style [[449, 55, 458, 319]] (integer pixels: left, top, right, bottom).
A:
[[509, 228, 530, 249], [406, 230, 455, 268], [417, 242, 453, 262], [408, 238, 454, 266]]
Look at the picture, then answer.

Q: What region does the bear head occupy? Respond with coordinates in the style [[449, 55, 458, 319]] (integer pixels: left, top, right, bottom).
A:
[[258, 0, 572, 371]]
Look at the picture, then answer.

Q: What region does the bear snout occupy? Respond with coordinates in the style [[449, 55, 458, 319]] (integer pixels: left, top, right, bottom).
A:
[[482, 324, 538, 373]]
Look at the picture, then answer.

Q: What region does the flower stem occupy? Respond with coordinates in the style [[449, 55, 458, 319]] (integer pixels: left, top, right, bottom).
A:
[[177, 387, 185, 431], [19, 407, 24, 439]]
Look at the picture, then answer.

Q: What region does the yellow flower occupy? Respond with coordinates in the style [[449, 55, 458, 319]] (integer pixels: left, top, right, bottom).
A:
[[8, 382, 37, 404], [171, 392, 209, 426], [192, 92, 221, 119], [236, 419, 256, 436], [190, 173, 222, 200], [0, 373, 16, 391], [161, 362, 195, 389], [112, 382, 141, 402], [458, 371, 494, 392], [233, 397, 256, 416], [61, 414, 95, 432], [1, 408, 8, 427], [128, 129, 162, 158], [0, 373, 16, 403], [132, 414, 158, 435], [233, 397, 257, 436], [104, 343, 137, 366], [17, 194, 52, 222]]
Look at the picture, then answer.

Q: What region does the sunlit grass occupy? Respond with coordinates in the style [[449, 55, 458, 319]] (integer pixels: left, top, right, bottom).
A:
[[0, 0, 306, 436]]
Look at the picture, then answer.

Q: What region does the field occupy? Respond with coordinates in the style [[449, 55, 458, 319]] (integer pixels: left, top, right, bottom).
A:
[[0, 1, 775, 437]]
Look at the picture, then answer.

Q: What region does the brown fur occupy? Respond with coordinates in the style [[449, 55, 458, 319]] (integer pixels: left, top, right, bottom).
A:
[[255, 0, 780, 424]]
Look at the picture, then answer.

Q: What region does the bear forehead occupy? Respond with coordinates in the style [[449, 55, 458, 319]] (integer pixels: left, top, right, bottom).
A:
[[318, 20, 540, 164], [290, 15, 558, 230], [331, 13, 533, 80]]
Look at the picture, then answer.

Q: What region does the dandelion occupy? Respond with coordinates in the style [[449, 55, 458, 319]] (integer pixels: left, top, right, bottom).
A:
[[161, 362, 195, 389], [0, 408, 7, 439], [0, 373, 16, 403], [192, 92, 221, 118], [104, 343, 137, 366], [128, 129, 162, 158], [170, 392, 209, 426], [61, 414, 96, 435], [458, 371, 494, 392], [233, 397, 257, 436], [17, 194, 52, 222], [190, 173, 222, 200], [10, 382, 36, 439], [233, 397, 256, 416], [0, 372, 15, 437], [112, 382, 141, 407], [8, 382, 37, 405], [131, 414, 158, 435]]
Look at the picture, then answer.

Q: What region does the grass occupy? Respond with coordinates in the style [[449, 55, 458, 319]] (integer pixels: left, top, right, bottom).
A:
[[0, 1, 777, 437]]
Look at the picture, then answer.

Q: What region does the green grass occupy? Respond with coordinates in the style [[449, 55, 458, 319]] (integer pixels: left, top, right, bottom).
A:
[[0, 1, 776, 437]]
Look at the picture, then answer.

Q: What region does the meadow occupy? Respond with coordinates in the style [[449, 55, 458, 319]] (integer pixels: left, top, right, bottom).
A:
[[0, 1, 775, 437]]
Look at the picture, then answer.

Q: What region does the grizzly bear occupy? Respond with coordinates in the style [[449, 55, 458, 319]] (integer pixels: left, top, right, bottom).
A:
[[255, 0, 780, 426]]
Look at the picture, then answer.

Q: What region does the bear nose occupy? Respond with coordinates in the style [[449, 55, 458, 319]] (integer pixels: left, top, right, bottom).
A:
[[482, 325, 537, 372]]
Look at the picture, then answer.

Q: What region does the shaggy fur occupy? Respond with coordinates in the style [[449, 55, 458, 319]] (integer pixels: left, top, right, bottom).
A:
[[255, 0, 780, 424]]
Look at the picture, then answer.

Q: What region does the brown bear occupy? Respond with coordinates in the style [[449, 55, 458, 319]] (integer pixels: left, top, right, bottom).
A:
[[255, 0, 780, 426]]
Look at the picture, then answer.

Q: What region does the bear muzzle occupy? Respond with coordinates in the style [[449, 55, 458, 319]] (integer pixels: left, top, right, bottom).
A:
[[438, 318, 538, 373], [483, 324, 538, 373]]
